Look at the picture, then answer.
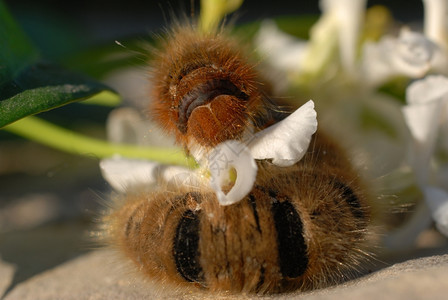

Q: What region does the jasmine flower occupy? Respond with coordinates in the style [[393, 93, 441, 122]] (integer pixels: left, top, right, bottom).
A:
[[402, 75, 448, 237], [100, 101, 317, 206], [255, 0, 367, 80]]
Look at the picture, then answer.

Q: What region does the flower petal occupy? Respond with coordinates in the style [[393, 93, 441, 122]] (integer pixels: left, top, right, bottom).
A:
[[100, 156, 159, 192], [402, 97, 442, 145], [393, 29, 435, 76], [402, 99, 442, 184], [422, 186, 448, 237], [300, 8, 339, 76], [247, 100, 317, 167], [100, 156, 199, 192], [208, 141, 257, 206], [406, 75, 448, 105], [106, 108, 146, 145], [402, 76, 448, 183], [423, 0, 448, 50]]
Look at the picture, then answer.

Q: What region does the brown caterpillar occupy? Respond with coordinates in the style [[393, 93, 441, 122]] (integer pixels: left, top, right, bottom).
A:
[[102, 24, 372, 294]]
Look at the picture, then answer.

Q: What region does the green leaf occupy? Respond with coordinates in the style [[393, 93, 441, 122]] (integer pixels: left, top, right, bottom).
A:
[[0, 62, 119, 128], [274, 15, 318, 39], [0, 1, 119, 127]]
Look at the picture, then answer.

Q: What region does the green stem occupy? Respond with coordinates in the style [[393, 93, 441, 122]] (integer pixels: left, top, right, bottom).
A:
[[2, 116, 197, 168]]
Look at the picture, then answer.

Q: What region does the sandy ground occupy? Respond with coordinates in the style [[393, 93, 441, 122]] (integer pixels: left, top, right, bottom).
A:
[[2, 249, 448, 299]]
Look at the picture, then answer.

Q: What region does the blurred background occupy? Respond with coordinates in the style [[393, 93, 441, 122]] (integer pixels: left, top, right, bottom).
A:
[[0, 0, 444, 297], [4, 1, 424, 46]]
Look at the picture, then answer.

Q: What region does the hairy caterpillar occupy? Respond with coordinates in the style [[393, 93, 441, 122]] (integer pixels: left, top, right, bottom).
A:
[[101, 23, 372, 294]]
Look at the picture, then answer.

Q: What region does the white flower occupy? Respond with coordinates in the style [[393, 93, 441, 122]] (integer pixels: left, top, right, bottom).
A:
[[361, 0, 448, 87], [401, 75, 448, 237], [300, 0, 366, 77], [361, 28, 439, 87], [100, 101, 317, 206], [403, 75, 448, 182], [209, 100, 317, 205]]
